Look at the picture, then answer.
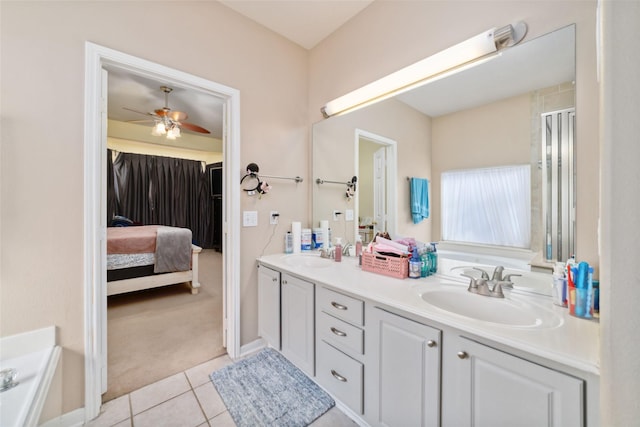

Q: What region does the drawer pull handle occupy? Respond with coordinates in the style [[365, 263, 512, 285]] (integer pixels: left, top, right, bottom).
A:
[[457, 351, 469, 359], [330, 327, 347, 337], [331, 369, 347, 382], [272, 277, 278, 282], [331, 301, 348, 310], [427, 340, 437, 348]]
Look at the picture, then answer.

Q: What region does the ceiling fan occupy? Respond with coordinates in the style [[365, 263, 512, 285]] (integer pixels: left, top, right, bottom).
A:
[[123, 86, 211, 139]]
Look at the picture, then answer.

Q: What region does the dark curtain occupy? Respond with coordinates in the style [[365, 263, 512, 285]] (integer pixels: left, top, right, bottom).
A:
[[109, 151, 214, 248], [106, 149, 119, 223]]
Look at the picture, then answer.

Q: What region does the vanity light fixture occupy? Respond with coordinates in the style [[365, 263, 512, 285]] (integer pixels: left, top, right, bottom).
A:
[[320, 21, 527, 118]]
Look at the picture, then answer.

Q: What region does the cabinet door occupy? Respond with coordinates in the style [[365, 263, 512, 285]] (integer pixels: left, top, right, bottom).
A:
[[281, 273, 315, 376], [366, 307, 442, 427], [443, 336, 584, 427], [258, 265, 280, 349]]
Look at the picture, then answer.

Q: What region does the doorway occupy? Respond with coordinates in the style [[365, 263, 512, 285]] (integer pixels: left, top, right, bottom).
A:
[[355, 129, 397, 241], [84, 42, 241, 421]]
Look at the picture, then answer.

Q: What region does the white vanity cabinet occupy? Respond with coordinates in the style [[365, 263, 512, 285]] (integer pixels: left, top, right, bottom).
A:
[[280, 273, 315, 376], [315, 286, 365, 414], [442, 334, 585, 427], [365, 306, 442, 427], [258, 265, 281, 349], [258, 266, 315, 376]]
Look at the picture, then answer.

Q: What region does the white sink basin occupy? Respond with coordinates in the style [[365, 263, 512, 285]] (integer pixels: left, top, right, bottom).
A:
[[281, 253, 334, 268], [420, 289, 562, 328]]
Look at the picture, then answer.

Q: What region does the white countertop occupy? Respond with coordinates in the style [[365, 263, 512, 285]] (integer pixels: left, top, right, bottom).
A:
[[258, 252, 600, 376]]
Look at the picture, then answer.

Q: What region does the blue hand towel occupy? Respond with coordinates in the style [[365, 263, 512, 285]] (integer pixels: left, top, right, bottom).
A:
[[410, 178, 429, 224]]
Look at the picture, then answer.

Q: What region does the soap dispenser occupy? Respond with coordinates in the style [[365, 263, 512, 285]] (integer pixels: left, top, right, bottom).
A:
[[334, 237, 342, 262]]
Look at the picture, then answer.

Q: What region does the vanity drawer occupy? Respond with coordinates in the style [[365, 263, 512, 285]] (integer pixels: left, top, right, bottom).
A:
[[316, 340, 363, 414], [317, 286, 364, 326], [317, 311, 364, 355]]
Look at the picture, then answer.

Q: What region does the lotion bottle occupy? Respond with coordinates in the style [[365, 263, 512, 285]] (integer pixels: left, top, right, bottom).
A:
[[334, 237, 342, 262]]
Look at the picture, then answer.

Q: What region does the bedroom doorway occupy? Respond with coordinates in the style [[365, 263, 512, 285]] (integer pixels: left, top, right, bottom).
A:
[[84, 42, 241, 421]]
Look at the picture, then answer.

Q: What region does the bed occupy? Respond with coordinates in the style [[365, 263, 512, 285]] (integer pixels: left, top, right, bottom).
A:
[[106, 225, 201, 296]]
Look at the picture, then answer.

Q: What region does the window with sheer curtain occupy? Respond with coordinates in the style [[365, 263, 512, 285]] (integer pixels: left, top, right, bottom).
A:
[[441, 165, 531, 248]]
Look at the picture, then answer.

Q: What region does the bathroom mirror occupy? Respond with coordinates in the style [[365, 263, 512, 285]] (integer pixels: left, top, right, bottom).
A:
[[312, 24, 576, 264]]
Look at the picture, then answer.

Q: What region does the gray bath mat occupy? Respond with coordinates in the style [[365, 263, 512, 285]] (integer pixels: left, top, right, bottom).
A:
[[210, 348, 335, 426]]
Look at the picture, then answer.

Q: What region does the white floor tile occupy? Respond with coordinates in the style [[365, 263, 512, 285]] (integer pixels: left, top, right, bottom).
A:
[[94, 354, 359, 427], [87, 394, 130, 427], [194, 381, 227, 420], [130, 372, 191, 415], [310, 406, 360, 426], [132, 391, 206, 427], [209, 410, 236, 427], [185, 354, 232, 388]]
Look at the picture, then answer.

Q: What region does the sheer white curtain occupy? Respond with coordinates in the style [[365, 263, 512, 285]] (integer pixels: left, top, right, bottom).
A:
[[441, 165, 531, 248]]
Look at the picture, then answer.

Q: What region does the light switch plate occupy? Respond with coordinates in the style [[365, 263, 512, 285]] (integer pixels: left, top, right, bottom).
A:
[[243, 210, 258, 227], [346, 209, 354, 221]]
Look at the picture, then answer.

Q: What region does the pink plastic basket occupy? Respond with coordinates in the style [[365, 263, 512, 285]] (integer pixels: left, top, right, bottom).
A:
[[362, 251, 409, 279]]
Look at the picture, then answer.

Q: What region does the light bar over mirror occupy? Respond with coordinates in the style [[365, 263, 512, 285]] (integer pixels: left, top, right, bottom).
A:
[[321, 22, 528, 118]]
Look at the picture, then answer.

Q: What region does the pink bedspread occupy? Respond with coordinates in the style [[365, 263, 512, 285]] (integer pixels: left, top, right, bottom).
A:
[[107, 225, 160, 254]]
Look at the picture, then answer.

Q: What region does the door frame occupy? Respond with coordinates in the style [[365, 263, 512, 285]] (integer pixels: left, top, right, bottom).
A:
[[83, 42, 241, 421], [355, 129, 397, 240]]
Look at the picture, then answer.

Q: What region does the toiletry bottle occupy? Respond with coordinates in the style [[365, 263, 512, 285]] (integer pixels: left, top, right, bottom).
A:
[[284, 232, 293, 254], [574, 261, 589, 317], [429, 242, 438, 274], [420, 246, 431, 277], [334, 237, 342, 262], [409, 247, 422, 279], [552, 262, 566, 306], [355, 235, 363, 266]]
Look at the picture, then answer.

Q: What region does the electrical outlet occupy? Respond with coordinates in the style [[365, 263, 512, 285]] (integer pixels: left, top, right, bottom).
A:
[[333, 210, 342, 221], [270, 211, 279, 225]]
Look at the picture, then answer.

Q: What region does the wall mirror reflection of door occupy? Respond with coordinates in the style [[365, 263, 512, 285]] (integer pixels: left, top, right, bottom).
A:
[[356, 129, 397, 243]]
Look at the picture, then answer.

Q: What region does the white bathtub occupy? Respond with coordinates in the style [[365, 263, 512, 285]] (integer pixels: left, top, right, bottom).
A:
[[0, 326, 61, 427]]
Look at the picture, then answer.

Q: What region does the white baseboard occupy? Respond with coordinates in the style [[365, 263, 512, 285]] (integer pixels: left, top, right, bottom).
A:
[[39, 408, 85, 427], [239, 338, 266, 358]]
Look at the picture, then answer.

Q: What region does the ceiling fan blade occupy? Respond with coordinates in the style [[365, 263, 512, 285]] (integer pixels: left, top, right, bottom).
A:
[[123, 107, 157, 117], [155, 109, 187, 122], [127, 119, 155, 123], [180, 122, 211, 134]]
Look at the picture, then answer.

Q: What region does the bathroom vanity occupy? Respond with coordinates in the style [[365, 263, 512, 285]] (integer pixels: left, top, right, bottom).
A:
[[257, 253, 599, 427]]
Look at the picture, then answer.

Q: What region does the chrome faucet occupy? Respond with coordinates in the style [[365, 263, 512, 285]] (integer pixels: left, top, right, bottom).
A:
[[342, 242, 353, 256], [462, 274, 507, 298], [320, 247, 335, 259], [491, 266, 505, 281]]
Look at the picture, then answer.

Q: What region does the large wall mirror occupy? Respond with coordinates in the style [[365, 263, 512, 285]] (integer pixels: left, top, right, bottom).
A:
[[312, 24, 575, 266]]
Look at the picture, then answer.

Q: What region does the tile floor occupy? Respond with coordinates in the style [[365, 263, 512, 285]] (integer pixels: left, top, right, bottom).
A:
[[87, 353, 358, 427]]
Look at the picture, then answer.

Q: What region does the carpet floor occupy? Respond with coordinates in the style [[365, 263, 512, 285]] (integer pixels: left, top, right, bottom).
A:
[[104, 249, 226, 402]]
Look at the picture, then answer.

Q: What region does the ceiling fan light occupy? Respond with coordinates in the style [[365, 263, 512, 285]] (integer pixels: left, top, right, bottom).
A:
[[152, 122, 166, 136], [166, 126, 180, 140]]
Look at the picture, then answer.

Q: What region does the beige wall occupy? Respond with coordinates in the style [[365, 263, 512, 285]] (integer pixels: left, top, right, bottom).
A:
[[1, 0, 308, 413]]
